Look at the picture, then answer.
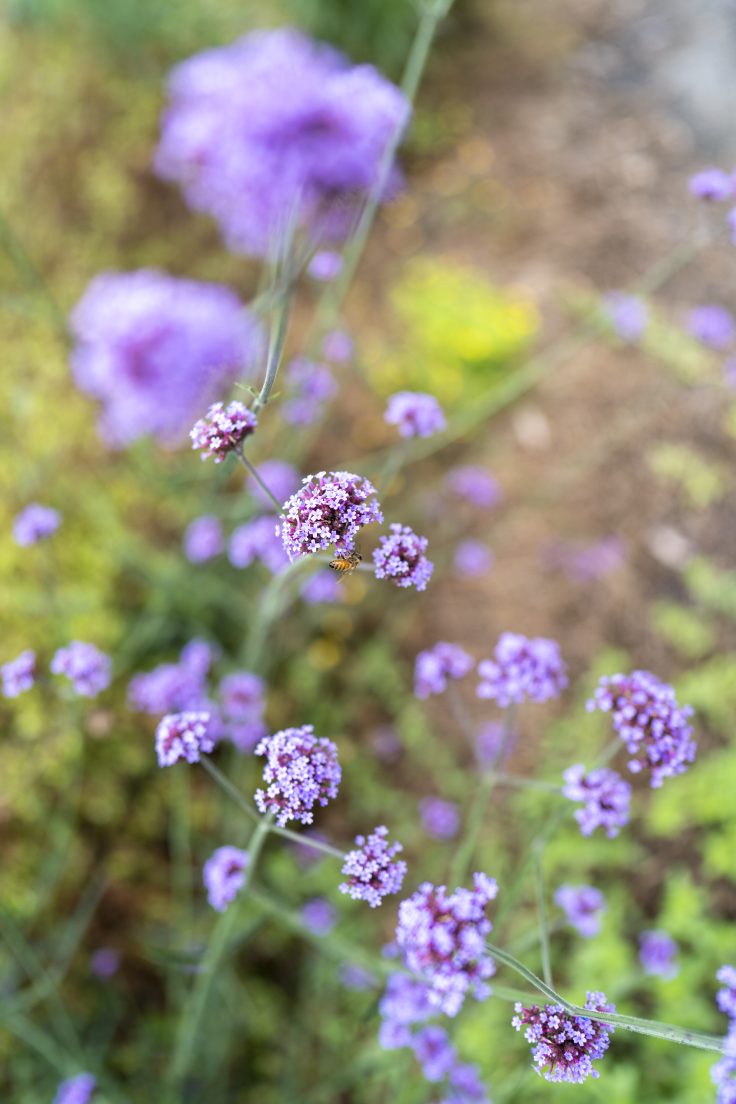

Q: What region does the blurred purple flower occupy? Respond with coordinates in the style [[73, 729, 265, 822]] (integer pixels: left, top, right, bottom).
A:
[[300, 570, 344, 603], [12, 503, 60, 546], [339, 963, 376, 990], [1, 649, 36, 698], [190, 400, 257, 462], [689, 168, 734, 201], [555, 885, 606, 938], [51, 642, 111, 698], [184, 515, 224, 563], [477, 632, 567, 708], [446, 466, 501, 509], [308, 250, 343, 281], [371, 724, 403, 762], [203, 845, 249, 911], [254, 725, 341, 825], [728, 208, 736, 246], [711, 1026, 736, 1103], [378, 974, 433, 1050], [53, 1074, 97, 1104], [475, 720, 516, 768], [385, 391, 446, 438], [604, 292, 648, 342], [70, 270, 262, 447], [454, 540, 493, 577], [154, 29, 410, 256], [717, 965, 736, 1020], [420, 797, 460, 840], [562, 764, 631, 838], [279, 471, 382, 559], [639, 930, 679, 979], [90, 948, 120, 979], [446, 1061, 490, 1103], [248, 460, 301, 509], [155, 711, 213, 767], [412, 1025, 457, 1082], [373, 523, 433, 590], [687, 304, 736, 350], [229, 516, 289, 573], [128, 642, 210, 715], [414, 642, 474, 699], [302, 897, 337, 936], [322, 329, 353, 363], [544, 537, 624, 582], [219, 671, 264, 720], [282, 358, 337, 426], [340, 825, 407, 907]]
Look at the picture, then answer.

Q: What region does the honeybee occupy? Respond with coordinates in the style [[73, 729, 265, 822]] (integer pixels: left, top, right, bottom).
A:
[[329, 548, 362, 577]]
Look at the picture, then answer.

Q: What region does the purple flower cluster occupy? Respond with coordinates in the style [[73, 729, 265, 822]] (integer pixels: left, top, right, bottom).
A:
[[373, 524, 433, 590], [282, 358, 337, 426], [254, 725, 341, 826], [51, 642, 112, 698], [219, 671, 268, 752], [154, 28, 410, 256], [279, 471, 382, 559], [395, 873, 498, 1017], [70, 270, 261, 447], [544, 536, 624, 582], [385, 391, 446, 438], [454, 540, 493, 578], [302, 898, 337, 935], [300, 570, 343, 604], [53, 1074, 97, 1104], [587, 670, 696, 787], [339, 825, 406, 907], [639, 930, 679, 979], [475, 720, 516, 767], [1, 649, 36, 698], [554, 885, 606, 938], [476, 632, 567, 708], [12, 503, 61, 546], [717, 965, 736, 1021], [603, 292, 648, 342], [184, 515, 224, 563], [562, 764, 631, 838], [689, 168, 734, 201], [322, 329, 353, 363], [512, 991, 615, 1084], [155, 711, 214, 767], [203, 845, 249, 911], [248, 460, 300, 508], [229, 516, 289, 574], [379, 975, 434, 1049], [190, 401, 257, 462], [420, 797, 460, 840], [687, 305, 735, 350], [713, 968, 736, 1104], [414, 642, 474, 699], [446, 466, 501, 509]]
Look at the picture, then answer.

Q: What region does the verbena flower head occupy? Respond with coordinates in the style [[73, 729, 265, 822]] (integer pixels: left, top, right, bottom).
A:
[[282, 358, 337, 426], [603, 292, 648, 342], [302, 898, 337, 935], [203, 845, 249, 911], [154, 28, 411, 257], [639, 930, 679, 979], [445, 1061, 490, 1103], [711, 1027, 736, 1104], [12, 503, 61, 546], [512, 991, 615, 1084], [454, 540, 493, 578], [1, 649, 36, 698], [687, 304, 736, 350], [339, 825, 407, 907], [562, 764, 631, 837], [477, 632, 567, 707], [412, 1025, 457, 1082], [554, 885, 606, 938], [279, 471, 382, 558], [53, 1073, 97, 1104], [395, 873, 498, 1017], [249, 459, 301, 508], [587, 670, 696, 787], [717, 965, 736, 1020], [385, 391, 446, 438], [184, 515, 224, 563], [70, 270, 262, 447], [229, 516, 289, 574], [155, 711, 213, 767], [51, 642, 111, 698], [475, 720, 516, 768], [190, 400, 257, 462], [254, 725, 341, 826], [414, 642, 474, 699], [419, 797, 460, 840], [689, 168, 734, 201], [373, 523, 433, 590], [219, 671, 264, 720], [446, 466, 501, 509], [378, 974, 433, 1050], [128, 640, 211, 715]]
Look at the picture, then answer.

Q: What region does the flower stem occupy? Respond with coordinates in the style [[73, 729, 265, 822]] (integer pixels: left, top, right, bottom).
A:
[[235, 449, 283, 511], [488, 943, 726, 1054], [252, 256, 293, 415], [533, 850, 552, 987], [269, 823, 346, 860], [200, 757, 259, 824]]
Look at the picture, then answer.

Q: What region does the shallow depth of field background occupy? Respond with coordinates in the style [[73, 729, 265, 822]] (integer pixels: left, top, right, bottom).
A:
[[2, 0, 736, 1101]]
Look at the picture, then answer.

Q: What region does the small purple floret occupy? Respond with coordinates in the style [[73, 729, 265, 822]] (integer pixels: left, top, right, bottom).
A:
[[512, 991, 615, 1084], [373, 523, 433, 590], [419, 797, 460, 840], [414, 642, 474, 699], [717, 965, 736, 1021], [229, 516, 289, 574], [687, 304, 736, 350], [1, 649, 36, 698], [155, 711, 213, 767], [604, 292, 648, 342], [184, 515, 224, 562], [477, 632, 567, 707], [339, 825, 407, 907], [689, 168, 734, 201], [639, 930, 679, 979], [555, 885, 606, 938], [254, 725, 341, 826], [51, 642, 112, 698], [446, 466, 501, 509], [53, 1073, 97, 1104], [385, 391, 446, 438], [562, 764, 631, 837], [12, 503, 61, 546], [190, 400, 257, 462], [203, 845, 249, 911]]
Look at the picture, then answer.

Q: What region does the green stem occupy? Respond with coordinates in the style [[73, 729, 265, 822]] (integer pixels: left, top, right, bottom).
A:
[[488, 943, 726, 1054], [235, 449, 283, 511], [269, 823, 346, 860], [533, 850, 552, 987], [200, 757, 259, 824], [0, 208, 67, 336], [252, 278, 292, 415], [493, 773, 562, 794], [377, 438, 412, 498], [243, 557, 313, 669]]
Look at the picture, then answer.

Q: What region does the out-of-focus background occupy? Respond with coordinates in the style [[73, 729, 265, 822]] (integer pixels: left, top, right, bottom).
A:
[[2, 1, 736, 1101]]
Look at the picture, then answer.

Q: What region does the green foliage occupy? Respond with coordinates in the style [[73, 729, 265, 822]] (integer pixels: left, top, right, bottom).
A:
[[648, 442, 727, 508], [284, 0, 417, 75], [650, 600, 716, 660], [684, 555, 736, 622]]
